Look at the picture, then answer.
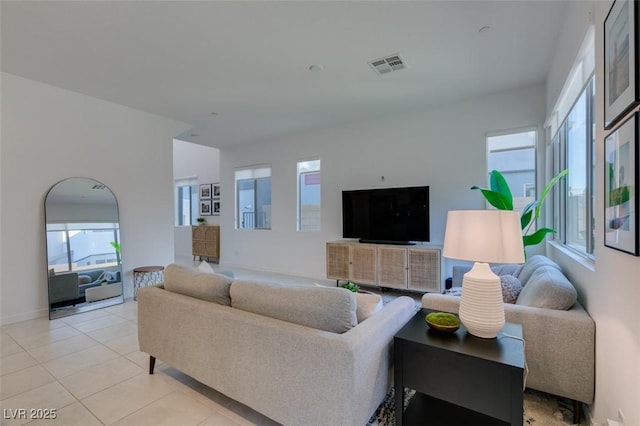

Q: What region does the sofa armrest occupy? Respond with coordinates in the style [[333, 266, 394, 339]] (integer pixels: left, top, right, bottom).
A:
[[343, 296, 417, 422], [421, 292, 463, 314], [421, 293, 595, 403], [504, 301, 594, 403]]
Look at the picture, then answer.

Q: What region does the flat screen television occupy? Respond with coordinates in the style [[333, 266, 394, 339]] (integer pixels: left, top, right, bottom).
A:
[[342, 186, 430, 244]]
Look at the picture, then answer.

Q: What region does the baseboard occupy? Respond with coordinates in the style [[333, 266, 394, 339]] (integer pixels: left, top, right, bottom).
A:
[[1, 307, 49, 326]]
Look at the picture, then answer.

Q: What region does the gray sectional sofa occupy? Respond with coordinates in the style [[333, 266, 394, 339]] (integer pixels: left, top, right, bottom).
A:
[[137, 264, 416, 426], [422, 255, 595, 423]]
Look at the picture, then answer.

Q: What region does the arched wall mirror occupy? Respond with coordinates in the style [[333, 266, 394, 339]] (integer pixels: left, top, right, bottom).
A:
[[45, 178, 124, 319]]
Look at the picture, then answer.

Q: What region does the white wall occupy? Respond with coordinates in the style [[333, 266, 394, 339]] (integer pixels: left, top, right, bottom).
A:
[[0, 73, 190, 324], [545, 2, 640, 425], [219, 84, 546, 281], [172, 139, 220, 258]]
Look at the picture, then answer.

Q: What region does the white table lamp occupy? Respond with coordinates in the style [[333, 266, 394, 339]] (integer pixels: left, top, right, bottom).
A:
[[443, 210, 525, 338]]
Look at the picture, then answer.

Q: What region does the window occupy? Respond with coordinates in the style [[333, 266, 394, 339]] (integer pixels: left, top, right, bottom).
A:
[[297, 159, 321, 232], [46, 223, 120, 273], [175, 178, 198, 226], [548, 27, 595, 257], [552, 78, 596, 255], [486, 129, 537, 212], [235, 166, 271, 230]]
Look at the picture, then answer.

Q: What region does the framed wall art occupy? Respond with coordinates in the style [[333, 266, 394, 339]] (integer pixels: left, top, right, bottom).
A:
[[213, 183, 220, 198], [213, 201, 220, 216], [199, 199, 212, 216], [604, 0, 639, 129], [604, 113, 639, 255], [199, 184, 212, 200]]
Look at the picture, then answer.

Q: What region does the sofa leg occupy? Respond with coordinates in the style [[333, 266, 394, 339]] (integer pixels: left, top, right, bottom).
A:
[[573, 400, 582, 424], [149, 356, 156, 375]]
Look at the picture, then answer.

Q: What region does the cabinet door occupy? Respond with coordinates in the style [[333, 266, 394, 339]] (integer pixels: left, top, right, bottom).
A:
[[326, 243, 350, 280], [407, 248, 441, 292], [204, 226, 219, 258], [377, 246, 407, 288], [350, 245, 377, 284], [192, 226, 206, 241]]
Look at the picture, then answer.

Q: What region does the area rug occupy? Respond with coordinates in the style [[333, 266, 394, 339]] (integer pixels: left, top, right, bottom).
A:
[[367, 387, 577, 426]]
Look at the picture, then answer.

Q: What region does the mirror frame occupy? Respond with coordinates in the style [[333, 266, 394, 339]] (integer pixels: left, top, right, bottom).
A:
[[44, 177, 124, 319]]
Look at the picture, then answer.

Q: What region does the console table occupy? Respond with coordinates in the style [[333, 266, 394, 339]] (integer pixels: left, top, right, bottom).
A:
[[326, 241, 442, 293], [394, 309, 524, 425]]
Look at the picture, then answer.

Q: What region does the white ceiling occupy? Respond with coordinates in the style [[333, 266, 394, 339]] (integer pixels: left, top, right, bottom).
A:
[[1, 1, 567, 149]]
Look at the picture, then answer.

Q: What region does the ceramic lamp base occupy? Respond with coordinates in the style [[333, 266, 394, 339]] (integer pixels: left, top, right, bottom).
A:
[[459, 262, 504, 339]]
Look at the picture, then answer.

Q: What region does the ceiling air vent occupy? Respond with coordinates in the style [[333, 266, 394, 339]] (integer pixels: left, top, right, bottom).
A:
[[369, 54, 407, 75]]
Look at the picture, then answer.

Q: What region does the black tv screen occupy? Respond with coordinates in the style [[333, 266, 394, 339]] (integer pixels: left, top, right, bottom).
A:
[[342, 186, 430, 244]]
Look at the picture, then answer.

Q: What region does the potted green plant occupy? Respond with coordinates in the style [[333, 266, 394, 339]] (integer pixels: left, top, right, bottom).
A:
[[341, 281, 360, 293], [471, 169, 568, 249], [197, 217, 207, 225]]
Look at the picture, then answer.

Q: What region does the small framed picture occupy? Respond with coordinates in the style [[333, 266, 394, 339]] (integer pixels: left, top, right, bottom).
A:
[[213, 183, 221, 198], [199, 184, 212, 200], [213, 201, 220, 216], [604, 0, 639, 129], [605, 113, 639, 255], [200, 200, 212, 216]]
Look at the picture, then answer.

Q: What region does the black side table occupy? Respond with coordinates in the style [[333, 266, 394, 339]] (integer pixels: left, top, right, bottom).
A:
[[394, 308, 524, 426]]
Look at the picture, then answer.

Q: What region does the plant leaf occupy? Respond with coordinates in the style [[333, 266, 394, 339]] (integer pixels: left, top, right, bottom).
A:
[[520, 209, 533, 230], [489, 170, 513, 203], [479, 189, 513, 210], [522, 228, 556, 247], [520, 201, 537, 229], [534, 169, 568, 219]]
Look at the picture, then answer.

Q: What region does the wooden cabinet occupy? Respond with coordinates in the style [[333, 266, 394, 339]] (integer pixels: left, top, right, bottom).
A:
[[326, 241, 442, 293], [192, 225, 220, 262]]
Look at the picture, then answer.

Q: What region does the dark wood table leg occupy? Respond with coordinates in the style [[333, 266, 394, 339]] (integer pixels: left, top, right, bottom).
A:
[[149, 355, 156, 374], [395, 339, 403, 426]]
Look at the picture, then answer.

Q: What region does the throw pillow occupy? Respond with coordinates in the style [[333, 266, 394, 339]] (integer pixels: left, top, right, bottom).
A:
[[355, 291, 383, 322], [231, 280, 357, 333], [517, 255, 561, 286], [78, 275, 92, 285], [500, 275, 522, 304], [196, 260, 214, 274], [164, 263, 232, 306], [515, 266, 577, 310]]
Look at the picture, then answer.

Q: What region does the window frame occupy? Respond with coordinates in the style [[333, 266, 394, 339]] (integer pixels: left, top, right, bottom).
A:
[[551, 76, 596, 258], [174, 178, 198, 227], [296, 158, 321, 232], [235, 165, 272, 230]]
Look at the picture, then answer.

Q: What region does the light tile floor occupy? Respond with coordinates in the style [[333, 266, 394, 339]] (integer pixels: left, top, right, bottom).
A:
[[1, 261, 421, 426], [1, 297, 287, 426]]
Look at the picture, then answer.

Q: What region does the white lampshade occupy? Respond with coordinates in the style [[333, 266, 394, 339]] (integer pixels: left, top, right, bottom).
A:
[[443, 210, 525, 264], [442, 210, 524, 338]]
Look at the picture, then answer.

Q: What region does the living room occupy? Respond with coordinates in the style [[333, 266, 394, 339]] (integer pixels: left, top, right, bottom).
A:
[[1, 1, 639, 426]]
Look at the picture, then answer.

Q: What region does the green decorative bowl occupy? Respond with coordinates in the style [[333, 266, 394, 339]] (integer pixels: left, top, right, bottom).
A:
[[425, 312, 461, 333]]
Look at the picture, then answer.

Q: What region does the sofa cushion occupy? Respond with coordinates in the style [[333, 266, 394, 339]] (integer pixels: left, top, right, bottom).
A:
[[355, 291, 384, 322], [163, 263, 232, 306], [500, 275, 523, 304], [515, 265, 577, 310], [231, 280, 357, 333], [517, 255, 560, 286]]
